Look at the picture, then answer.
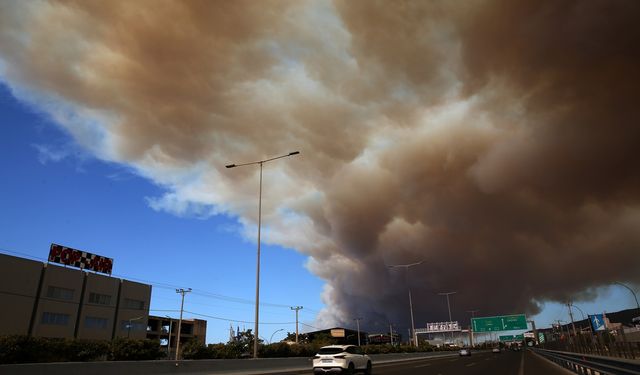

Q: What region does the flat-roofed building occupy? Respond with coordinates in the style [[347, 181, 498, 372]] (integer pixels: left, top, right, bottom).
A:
[[32, 263, 85, 338], [0, 254, 42, 335], [0, 253, 151, 340]]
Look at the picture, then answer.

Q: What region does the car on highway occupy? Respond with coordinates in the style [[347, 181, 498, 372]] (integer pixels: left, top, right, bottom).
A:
[[492, 347, 501, 354], [313, 345, 372, 374], [459, 348, 471, 356]]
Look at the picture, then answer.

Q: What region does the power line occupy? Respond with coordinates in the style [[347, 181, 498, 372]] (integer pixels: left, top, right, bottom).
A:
[[0, 247, 317, 312], [0, 288, 324, 330], [300, 322, 323, 330], [184, 310, 296, 325]]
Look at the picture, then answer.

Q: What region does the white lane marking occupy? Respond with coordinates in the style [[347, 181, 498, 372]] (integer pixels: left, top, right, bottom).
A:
[[414, 363, 432, 368], [466, 362, 476, 367]]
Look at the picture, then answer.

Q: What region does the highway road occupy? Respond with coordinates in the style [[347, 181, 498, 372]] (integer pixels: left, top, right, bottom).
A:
[[291, 349, 571, 375]]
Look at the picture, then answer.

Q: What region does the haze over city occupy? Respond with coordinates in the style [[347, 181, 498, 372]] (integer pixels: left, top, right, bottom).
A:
[[1, 0, 639, 344]]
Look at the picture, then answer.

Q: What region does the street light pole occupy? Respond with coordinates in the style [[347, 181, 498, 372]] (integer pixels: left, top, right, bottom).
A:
[[269, 328, 284, 344], [569, 303, 592, 339], [226, 151, 300, 358], [387, 261, 424, 347], [438, 292, 457, 343], [354, 317, 363, 346], [615, 282, 640, 317], [566, 301, 578, 337]]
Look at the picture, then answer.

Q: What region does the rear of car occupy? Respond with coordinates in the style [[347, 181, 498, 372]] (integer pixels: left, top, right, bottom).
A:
[[313, 345, 371, 374]]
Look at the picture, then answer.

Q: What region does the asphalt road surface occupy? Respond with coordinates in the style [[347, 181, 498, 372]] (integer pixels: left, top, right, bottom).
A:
[[294, 349, 571, 375]]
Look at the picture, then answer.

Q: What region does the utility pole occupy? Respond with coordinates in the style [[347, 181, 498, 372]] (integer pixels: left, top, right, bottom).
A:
[[291, 306, 303, 344], [175, 288, 192, 360], [354, 317, 363, 346], [389, 324, 394, 346]]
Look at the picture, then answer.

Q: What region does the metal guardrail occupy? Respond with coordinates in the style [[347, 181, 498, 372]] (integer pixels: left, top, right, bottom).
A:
[[532, 348, 640, 375], [542, 337, 640, 360]]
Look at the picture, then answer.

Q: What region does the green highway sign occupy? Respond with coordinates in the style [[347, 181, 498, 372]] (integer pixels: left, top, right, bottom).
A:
[[499, 334, 524, 342], [471, 314, 528, 332]]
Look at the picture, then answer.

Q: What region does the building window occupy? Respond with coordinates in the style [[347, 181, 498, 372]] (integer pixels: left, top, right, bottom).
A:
[[46, 286, 74, 300], [124, 298, 145, 310], [88, 292, 111, 306], [42, 312, 70, 326], [121, 320, 145, 332], [181, 324, 193, 335], [85, 316, 108, 329]]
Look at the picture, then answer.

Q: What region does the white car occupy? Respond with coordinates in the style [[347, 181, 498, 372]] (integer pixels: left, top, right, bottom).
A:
[[313, 345, 372, 374], [459, 348, 471, 356]]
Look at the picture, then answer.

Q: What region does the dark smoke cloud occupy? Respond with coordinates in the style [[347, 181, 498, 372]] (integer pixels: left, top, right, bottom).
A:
[[1, 0, 639, 333]]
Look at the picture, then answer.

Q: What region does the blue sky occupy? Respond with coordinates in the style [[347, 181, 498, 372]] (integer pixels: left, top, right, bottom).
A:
[[0, 84, 325, 343], [2, 82, 637, 344]]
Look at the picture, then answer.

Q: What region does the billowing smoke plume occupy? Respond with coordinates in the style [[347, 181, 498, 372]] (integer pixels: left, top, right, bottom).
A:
[[1, 0, 639, 332]]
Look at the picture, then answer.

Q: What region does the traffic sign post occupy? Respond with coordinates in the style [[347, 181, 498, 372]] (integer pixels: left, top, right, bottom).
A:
[[589, 314, 606, 332], [471, 314, 528, 332]]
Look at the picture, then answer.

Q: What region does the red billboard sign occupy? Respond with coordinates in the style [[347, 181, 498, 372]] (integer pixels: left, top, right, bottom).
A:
[[48, 243, 113, 274]]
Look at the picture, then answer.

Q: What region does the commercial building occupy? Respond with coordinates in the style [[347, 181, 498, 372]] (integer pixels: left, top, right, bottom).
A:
[[0, 252, 151, 340]]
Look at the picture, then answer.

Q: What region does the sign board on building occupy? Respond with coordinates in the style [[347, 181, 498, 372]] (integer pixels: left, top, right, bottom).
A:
[[330, 329, 345, 338], [589, 314, 606, 332], [48, 243, 113, 275], [471, 314, 527, 332], [425, 321, 461, 333]]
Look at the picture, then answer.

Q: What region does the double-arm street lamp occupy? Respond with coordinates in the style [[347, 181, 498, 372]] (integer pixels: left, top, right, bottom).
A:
[[387, 261, 424, 347], [226, 151, 300, 358]]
